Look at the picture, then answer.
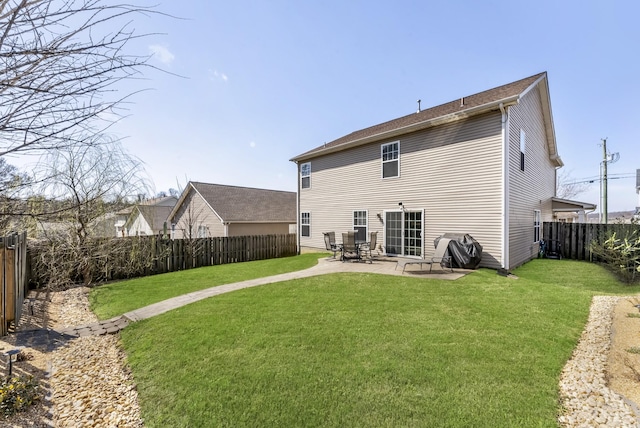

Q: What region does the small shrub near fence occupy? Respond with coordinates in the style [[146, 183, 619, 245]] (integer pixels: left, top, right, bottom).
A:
[[543, 222, 640, 283], [28, 234, 297, 288]]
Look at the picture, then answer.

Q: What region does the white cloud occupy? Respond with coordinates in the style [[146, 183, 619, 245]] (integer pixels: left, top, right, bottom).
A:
[[208, 69, 229, 82], [149, 45, 175, 64], [249, 141, 256, 148]]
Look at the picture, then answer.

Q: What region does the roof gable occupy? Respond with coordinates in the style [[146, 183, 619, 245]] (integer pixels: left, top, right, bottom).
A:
[[170, 182, 297, 223], [291, 72, 560, 164]]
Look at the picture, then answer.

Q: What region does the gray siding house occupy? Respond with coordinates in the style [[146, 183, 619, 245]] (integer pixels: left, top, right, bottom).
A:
[[167, 182, 297, 239], [290, 72, 593, 270], [124, 196, 178, 237]]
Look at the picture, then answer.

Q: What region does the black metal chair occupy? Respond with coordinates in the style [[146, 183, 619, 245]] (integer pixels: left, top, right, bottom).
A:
[[359, 231, 378, 263], [341, 232, 360, 262], [323, 232, 342, 259]]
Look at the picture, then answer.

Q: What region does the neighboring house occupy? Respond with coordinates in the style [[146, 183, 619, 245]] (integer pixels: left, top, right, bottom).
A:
[[290, 72, 595, 270], [553, 198, 596, 223], [124, 196, 177, 237], [167, 182, 296, 239]]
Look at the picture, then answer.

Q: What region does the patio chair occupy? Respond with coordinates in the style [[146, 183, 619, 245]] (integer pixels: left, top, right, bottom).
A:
[[323, 232, 342, 259], [396, 237, 453, 274], [341, 232, 360, 262], [359, 231, 378, 263]]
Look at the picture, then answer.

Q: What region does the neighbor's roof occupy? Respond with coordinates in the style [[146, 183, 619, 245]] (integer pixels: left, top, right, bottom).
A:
[[138, 205, 174, 230], [172, 182, 296, 223], [291, 72, 556, 162]]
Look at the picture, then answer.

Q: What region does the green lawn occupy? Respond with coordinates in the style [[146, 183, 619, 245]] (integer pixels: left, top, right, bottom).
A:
[[89, 253, 326, 319], [101, 258, 639, 427]]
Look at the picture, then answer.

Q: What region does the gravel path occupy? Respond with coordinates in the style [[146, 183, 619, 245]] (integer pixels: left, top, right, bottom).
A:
[[558, 296, 640, 427], [2, 288, 640, 426]]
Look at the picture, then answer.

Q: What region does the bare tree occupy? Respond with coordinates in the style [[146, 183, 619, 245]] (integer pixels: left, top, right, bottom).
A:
[[0, 157, 30, 233], [556, 169, 591, 200], [30, 136, 150, 286], [0, 0, 160, 157]]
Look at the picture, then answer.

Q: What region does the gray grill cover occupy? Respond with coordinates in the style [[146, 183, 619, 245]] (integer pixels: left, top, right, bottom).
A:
[[434, 233, 483, 269]]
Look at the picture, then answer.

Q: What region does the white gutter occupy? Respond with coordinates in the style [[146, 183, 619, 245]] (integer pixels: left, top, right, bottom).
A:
[[500, 102, 510, 270]]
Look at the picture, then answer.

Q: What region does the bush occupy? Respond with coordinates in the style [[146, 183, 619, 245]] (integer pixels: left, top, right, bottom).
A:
[[0, 375, 40, 417], [590, 230, 640, 284]]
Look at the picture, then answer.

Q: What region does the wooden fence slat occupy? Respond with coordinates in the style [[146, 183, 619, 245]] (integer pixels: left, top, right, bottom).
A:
[[543, 222, 640, 262]]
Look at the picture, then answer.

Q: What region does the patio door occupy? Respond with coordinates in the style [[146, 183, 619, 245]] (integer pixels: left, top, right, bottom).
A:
[[385, 210, 423, 257]]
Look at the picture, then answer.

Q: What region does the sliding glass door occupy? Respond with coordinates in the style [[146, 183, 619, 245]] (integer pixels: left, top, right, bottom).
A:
[[385, 210, 423, 257]]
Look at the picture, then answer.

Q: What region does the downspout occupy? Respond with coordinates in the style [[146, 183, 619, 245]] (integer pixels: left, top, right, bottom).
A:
[[294, 161, 301, 254], [500, 102, 510, 270]]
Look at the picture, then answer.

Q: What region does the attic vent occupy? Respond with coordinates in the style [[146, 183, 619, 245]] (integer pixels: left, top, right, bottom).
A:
[[417, 99, 421, 113], [460, 97, 464, 107]]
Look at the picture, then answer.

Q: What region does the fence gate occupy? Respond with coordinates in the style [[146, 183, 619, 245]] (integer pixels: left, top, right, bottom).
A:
[[0, 232, 28, 336]]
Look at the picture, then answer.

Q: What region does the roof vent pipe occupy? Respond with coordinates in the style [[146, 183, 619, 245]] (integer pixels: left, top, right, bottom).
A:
[[460, 97, 464, 107], [416, 99, 421, 113]]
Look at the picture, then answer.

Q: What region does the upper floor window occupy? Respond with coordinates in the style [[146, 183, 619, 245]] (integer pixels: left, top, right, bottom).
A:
[[301, 212, 310, 237], [520, 130, 526, 171], [300, 162, 311, 189], [353, 210, 368, 242], [381, 142, 400, 178]]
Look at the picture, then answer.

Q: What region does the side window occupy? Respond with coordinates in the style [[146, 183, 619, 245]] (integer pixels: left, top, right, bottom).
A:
[[381, 142, 400, 178], [520, 130, 526, 172], [353, 210, 367, 242], [301, 162, 311, 189], [301, 212, 310, 237], [197, 225, 208, 238], [534, 210, 541, 242]]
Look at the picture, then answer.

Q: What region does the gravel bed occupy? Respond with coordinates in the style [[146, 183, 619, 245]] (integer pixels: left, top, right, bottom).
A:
[[558, 296, 640, 427], [1, 287, 143, 427]]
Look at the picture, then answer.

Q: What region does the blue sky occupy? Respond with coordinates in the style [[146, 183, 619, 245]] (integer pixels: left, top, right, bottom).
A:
[[107, 0, 639, 212]]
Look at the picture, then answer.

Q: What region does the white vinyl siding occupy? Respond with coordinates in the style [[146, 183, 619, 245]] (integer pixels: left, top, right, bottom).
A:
[[508, 86, 557, 267], [298, 111, 503, 268]]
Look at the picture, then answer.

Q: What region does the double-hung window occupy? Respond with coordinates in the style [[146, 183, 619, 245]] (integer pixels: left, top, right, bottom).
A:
[[520, 130, 526, 172], [353, 210, 368, 242], [300, 162, 311, 189], [301, 212, 311, 237], [381, 142, 400, 178], [533, 210, 541, 243]]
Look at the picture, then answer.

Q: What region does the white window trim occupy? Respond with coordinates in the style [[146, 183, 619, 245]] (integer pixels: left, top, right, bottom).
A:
[[381, 141, 400, 179], [301, 211, 311, 237], [353, 209, 368, 241], [520, 129, 526, 172], [534, 209, 541, 243], [300, 162, 311, 189]]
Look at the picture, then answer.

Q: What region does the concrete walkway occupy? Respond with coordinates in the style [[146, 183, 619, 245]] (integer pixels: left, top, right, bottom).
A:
[[56, 257, 468, 338]]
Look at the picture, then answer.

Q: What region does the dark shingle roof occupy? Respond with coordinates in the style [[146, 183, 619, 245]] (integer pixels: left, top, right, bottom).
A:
[[191, 182, 296, 223], [292, 72, 546, 161]]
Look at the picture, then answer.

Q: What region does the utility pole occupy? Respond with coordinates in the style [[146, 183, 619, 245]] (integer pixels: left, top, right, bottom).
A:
[[600, 138, 620, 224], [602, 138, 608, 224]]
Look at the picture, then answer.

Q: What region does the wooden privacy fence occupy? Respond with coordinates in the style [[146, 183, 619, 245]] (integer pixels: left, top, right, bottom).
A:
[[0, 232, 28, 336], [543, 222, 640, 261], [28, 234, 297, 287]]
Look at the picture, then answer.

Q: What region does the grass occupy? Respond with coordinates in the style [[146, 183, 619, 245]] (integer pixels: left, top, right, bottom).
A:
[[106, 258, 640, 427], [89, 253, 326, 319]]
